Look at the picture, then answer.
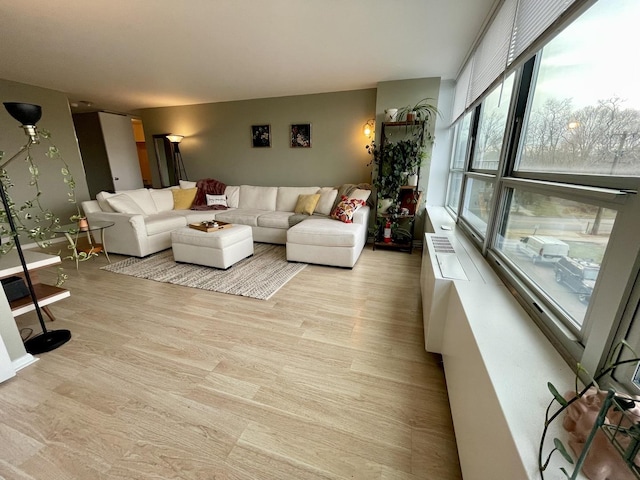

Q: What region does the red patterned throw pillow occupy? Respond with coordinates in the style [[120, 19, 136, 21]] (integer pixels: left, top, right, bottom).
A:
[[331, 195, 366, 223]]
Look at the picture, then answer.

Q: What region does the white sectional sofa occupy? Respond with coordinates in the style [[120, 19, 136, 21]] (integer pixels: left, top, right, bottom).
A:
[[81, 184, 371, 268]]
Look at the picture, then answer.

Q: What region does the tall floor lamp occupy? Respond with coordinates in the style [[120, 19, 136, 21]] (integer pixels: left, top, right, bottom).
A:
[[1, 102, 71, 354], [167, 134, 188, 182]]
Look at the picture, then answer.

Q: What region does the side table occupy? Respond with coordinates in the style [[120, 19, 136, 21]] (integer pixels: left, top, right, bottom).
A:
[[57, 220, 115, 269]]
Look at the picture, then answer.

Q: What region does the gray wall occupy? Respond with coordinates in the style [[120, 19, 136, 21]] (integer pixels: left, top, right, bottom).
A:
[[138, 89, 377, 188], [0, 78, 91, 232], [375, 77, 442, 237]]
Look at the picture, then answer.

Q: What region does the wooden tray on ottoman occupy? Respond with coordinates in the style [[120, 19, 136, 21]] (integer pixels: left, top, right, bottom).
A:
[[189, 221, 233, 232]]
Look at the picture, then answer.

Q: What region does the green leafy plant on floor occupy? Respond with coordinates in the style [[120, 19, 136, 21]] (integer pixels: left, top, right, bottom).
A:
[[0, 129, 94, 285], [540, 340, 640, 479]]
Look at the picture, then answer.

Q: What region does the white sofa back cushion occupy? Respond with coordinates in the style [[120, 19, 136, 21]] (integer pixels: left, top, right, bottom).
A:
[[180, 180, 198, 189], [117, 188, 158, 215], [276, 186, 320, 212], [239, 185, 277, 211], [96, 191, 116, 212], [106, 193, 146, 215], [315, 187, 338, 216], [225, 186, 240, 208], [149, 188, 175, 212]]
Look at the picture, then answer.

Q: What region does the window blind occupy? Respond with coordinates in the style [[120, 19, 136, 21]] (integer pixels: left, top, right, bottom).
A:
[[452, 60, 473, 121], [509, 0, 574, 64], [467, 0, 517, 106], [452, 0, 580, 121]]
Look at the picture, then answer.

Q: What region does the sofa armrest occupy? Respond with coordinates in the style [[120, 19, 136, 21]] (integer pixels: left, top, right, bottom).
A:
[[84, 211, 148, 257], [352, 205, 370, 226]]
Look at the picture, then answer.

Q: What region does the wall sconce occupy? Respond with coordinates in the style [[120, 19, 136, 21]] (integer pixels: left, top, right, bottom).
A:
[[166, 134, 187, 182], [363, 119, 375, 139]]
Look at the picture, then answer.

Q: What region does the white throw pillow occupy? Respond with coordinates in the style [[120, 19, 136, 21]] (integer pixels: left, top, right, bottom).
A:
[[114, 188, 157, 215], [106, 194, 146, 215], [349, 188, 371, 203], [315, 187, 338, 216], [180, 180, 198, 189], [206, 194, 228, 207], [96, 191, 115, 212]]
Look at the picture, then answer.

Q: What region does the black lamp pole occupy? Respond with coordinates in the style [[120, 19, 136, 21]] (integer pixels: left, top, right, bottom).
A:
[[2, 102, 71, 354]]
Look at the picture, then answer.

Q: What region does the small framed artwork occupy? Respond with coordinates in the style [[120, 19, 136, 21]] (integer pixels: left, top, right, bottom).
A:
[[290, 123, 311, 148], [251, 124, 271, 147]]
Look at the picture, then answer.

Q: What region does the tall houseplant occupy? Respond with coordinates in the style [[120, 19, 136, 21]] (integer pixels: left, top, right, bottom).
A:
[[1, 116, 91, 284]]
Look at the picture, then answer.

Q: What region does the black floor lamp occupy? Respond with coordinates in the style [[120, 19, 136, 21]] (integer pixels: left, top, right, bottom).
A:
[[1, 102, 71, 354], [167, 134, 188, 182]]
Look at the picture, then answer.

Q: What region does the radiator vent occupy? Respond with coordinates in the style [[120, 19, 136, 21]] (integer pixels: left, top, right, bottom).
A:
[[431, 235, 456, 253]]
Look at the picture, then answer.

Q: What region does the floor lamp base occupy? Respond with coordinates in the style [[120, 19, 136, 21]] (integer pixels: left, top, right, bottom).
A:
[[24, 329, 72, 354]]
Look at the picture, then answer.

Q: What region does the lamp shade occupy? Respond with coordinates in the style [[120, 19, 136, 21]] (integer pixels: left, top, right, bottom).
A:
[[167, 134, 184, 144], [3, 102, 42, 126]]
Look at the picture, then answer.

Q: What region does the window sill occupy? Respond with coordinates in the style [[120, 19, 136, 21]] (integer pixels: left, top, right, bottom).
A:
[[423, 206, 586, 479]]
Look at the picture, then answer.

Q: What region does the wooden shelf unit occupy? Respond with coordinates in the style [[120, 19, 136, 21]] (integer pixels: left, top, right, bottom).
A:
[[372, 121, 425, 254], [0, 250, 69, 319]]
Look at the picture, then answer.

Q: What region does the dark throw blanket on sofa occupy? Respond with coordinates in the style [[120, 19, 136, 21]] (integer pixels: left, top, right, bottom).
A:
[[191, 178, 228, 211]]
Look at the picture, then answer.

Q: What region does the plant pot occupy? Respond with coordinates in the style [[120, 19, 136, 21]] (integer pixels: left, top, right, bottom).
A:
[[406, 111, 417, 122], [377, 198, 394, 214], [406, 173, 418, 187], [77, 217, 88, 229], [385, 108, 398, 122]]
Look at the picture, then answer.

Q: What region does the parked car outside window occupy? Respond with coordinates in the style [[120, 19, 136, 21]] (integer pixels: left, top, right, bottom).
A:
[[517, 235, 570, 264], [554, 256, 600, 304]]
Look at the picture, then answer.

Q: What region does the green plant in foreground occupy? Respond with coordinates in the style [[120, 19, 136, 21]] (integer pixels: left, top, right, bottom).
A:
[[540, 340, 640, 479], [0, 129, 95, 284]]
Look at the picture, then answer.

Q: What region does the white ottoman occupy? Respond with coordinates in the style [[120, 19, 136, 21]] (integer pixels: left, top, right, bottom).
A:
[[171, 224, 254, 269]]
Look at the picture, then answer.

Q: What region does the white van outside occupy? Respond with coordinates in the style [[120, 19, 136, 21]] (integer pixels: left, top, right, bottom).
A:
[[517, 235, 570, 264]]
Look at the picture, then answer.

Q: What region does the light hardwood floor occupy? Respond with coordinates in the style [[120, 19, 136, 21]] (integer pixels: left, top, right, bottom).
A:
[[1, 244, 462, 480]]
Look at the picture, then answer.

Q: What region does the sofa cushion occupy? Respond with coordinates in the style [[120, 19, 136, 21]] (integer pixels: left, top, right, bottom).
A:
[[150, 188, 175, 212], [239, 185, 277, 211], [96, 191, 116, 212], [257, 211, 293, 229], [331, 195, 366, 223], [106, 194, 146, 215], [144, 212, 188, 236], [287, 218, 362, 247], [118, 188, 158, 215], [294, 194, 321, 215], [180, 180, 198, 189], [172, 188, 198, 209], [276, 186, 320, 212], [214, 208, 269, 227], [225, 186, 240, 208], [315, 187, 338, 216]]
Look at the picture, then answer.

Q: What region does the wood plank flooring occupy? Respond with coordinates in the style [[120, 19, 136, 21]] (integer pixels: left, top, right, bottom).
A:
[[0, 244, 462, 480]]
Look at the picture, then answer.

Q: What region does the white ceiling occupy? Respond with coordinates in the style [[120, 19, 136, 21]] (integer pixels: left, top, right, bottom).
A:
[[0, 0, 496, 114]]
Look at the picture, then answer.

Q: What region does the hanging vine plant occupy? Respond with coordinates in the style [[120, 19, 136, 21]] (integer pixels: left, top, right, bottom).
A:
[[0, 129, 94, 285]]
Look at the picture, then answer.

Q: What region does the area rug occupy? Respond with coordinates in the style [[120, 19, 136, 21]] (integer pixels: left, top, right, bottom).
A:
[[100, 244, 306, 300]]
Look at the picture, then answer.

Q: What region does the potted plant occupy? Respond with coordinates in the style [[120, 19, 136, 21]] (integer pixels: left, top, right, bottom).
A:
[[539, 341, 640, 479], [397, 98, 439, 124]]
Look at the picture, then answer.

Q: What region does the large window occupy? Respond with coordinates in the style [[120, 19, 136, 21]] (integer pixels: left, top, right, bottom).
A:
[[446, 0, 640, 379], [495, 188, 615, 332], [517, 0, 640, 177], [446, 113, 472, 214], [472, 73, 514, 171]]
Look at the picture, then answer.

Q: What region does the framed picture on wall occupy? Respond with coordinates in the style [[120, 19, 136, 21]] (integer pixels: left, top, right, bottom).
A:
[[251, 124, 271, 147], [290, 123, 311, 148]]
